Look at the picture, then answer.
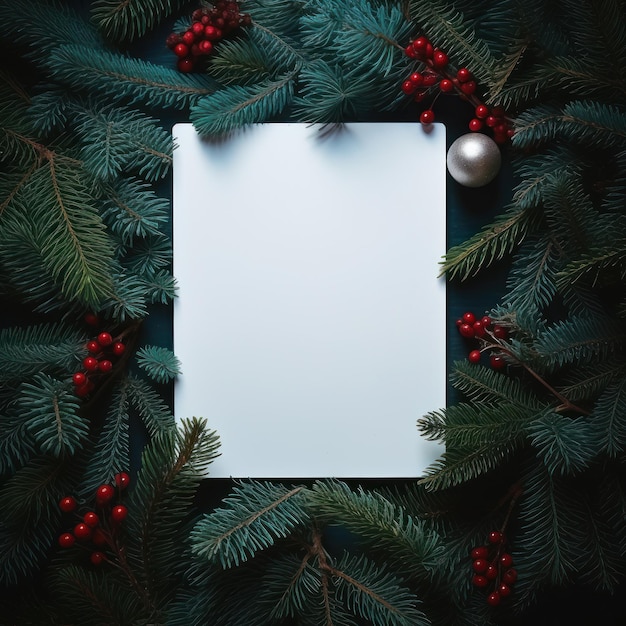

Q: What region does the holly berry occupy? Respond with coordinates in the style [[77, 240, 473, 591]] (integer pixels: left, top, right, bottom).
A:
[[459, 323, 475, 338], [472, 574, 489, 587], [75, 381, 94, 397], [420, 109, 435, 124], [83, 511, 100, 528], [456, 67, 471, 82], [503, 568, 518, 585], [485, 564, 498, 580], [492, 325, 508, 340], [462, 311, 476, 325], [432, 49, 448, 68], [96, 484, 115, 505], [114, 472, 130, 490], [471, 546, 489, 560], [487, 591, 501, 606], [490, 354, 506, 370], [173, 43, 189, 58], [59, 496, 77, 513], [83, 356, 98, 371], [98, 359, 113, 373], [472, 320, 486, 337], [87, 340, 100, 353], [111, 504, 128, 523], [177, 58, 194, 73], [112, 342, 126, 356], [401, 80, 416, 95], [500, 553, 513, 568], [73, 522, 92, 541], [409, 72, 423, 86], [468, 118, 483, 132], [472, 559, 488, 573], [468, 349, 481, 363], [488, 530, 504, 544], [58, 533, 75, 548], [498, 583, 512, 597], [475, 104, 489, 119], [72, 372, 87, 386], [97, 332, 113, 347], [481, 315, 492, 328], [439, 78, 454, 92], [90, 551, 106, 566], [84, 313, 99, 326], [460, 80, 477, 95]]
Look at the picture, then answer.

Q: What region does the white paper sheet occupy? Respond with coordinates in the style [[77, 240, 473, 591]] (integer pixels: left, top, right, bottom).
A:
[[173, 122, 446, 477]]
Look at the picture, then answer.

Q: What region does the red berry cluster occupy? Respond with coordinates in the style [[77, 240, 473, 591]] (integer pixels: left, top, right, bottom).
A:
[[456, 311, 509, 369], [401, 35, 513, 143], [57, 472, 130, 566], [166, 1, 251, 73], [72, 319, 126, 397], [471, 531, 518, 606]]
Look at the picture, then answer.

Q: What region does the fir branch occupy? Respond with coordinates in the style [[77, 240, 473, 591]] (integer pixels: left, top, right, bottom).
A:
[[45, 45, 219, 111], [135, 345, 181, 384], [190, 74, 296, 136], [99, 271, 149, 322], [513, 101, 626, 150], [190, 481, 309, 568], [559, 358, 626, 402], [0, 323, 83, 383], [591, 377, 626, 457], [20, 373, 88, 458], [408, 0, 496, 85], [90, 0, 189, 43], [418, 402, 537, 449], [309, 481, 444, 578], [141, 270, 177, 305], [126, 375, 175, 435], [10, 160, 115, 308], [0, 412, 36, 476], [556, 241, 626, 289], [0, 0, 102, 62], [527, 412, 599, 476], [329, 553, 429, 626]]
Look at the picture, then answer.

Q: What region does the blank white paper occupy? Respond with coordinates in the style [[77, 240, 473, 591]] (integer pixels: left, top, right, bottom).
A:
[[173, 122, 446, 478]]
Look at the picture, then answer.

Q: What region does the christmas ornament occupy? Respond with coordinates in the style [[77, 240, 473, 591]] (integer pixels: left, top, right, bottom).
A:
[[446, 133, 501, 187]]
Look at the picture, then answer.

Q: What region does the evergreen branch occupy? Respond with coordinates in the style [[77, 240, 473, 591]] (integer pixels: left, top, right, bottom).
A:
[[90, 0, 189, 43], [440, 204, 541, 280], [408, 0, 496, 84], [20, 374, 88, 457], [135, 345, 181, 384], [0, 0, 102, 60], [126, 375, 175, 435], [486, 37, 529, 102], [527, 412, 598, 476], [190, 74, 296, 136], [559, 358, 626, 401], [190, 482, 309, 567], [556, 242, 626, 288], [45, 45, 219, 110], [591, 377, 626, 457], [310, 481, 444, 578], [513, 101, 626, 150], [0, 323, 83, 383]]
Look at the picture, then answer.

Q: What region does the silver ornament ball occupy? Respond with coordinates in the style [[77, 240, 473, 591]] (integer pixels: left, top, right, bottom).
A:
[[446, 133, 501, 187]]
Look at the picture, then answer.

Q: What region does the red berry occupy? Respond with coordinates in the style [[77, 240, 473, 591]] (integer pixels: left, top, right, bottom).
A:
[[59, 496, 77, 513], [90, 551, 106, 565], [475, 104, 489, 118], [87, 340, 100, 353], [472, 574, 489, 588], [472, 559, 488, 573], [114, 472, 130, 490], [98, 360, 113, 373], [409, 72, 423, 85], [499, 583, 512, 597], [405, 43, 418, 58], [490, 354, 506, 369], [460, 80, 477, 95], [500, 553, 513, 568], [471, 546, 489, 560], [488, 530, 504, 544], [412, 36, 429, 52], [492, 105, 506, 117], [198, 40, 214, 54], [192, 21, 205, 36], [456, 67, 471, 82], [97, 332, 113, 347], [432, 49, 448, 68], [73, 522, 92, 541], [173, 43, 189, 58], [468, 349, 481, 363], [112, 342, 126, 356], [96, 484, 115, 505], [485, 115, 498, 128], [72, 372, 87, 387], [58, 533, 75, 548], [83, 511, 99, 528], [191, 9, 204, 20], [487, 591, 501, 606], [83, 356, 98, 371], [401, 80, 416, 95], [462, 311, 476, 324], [177, 58, 194, 73], [204, 25, 220, 40], [165, 32, 182, 49], [469, 118, 483, 132], [420, 110, 435, 125], [182, 30, 195, 45], [503, 568, 518, 585], [425, 43, 434, 58], [414, 89, 428, 102], [492, 325, 508, 340], [75, 382, 93, 397], [422, 71, 438, 86], [459, 323, 475, 338], [481, 315, 492, 328], [486, 564, 498, 580], [439, 79, 454, 92], [111, 504, 128, 523], [472, 321, 486, 337]]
